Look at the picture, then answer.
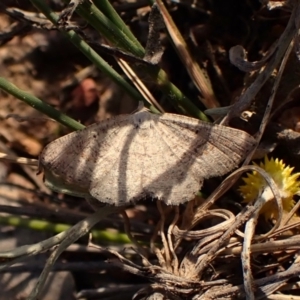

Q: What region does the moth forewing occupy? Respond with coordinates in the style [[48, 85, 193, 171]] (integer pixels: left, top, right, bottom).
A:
[[39, 110, 255, 206]]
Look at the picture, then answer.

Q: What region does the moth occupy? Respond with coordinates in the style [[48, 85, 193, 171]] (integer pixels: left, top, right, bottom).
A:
[[40, 109, 255, 206]]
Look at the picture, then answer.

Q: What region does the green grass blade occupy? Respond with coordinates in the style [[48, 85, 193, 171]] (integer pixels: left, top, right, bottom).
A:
[[0, 77, 84, 130]]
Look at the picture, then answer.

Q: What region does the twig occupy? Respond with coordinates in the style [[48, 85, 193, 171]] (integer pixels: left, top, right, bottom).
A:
[[121, 210, 150, 261], [27, 206, 117, 299], [0, 142, 48, 193], [167, 206, 179, 275], [0, 152, 38, 166], [0, 260, 110, 273], [224, 1, 299, 123], [242, 187, 279, 300], [156, 0, 220, 109], [157, 201, 171, 271], [116, 58, 164, 113], [194, 165, 282, 275], [244, 32, 295, 165], [58, 0, 84, 24]]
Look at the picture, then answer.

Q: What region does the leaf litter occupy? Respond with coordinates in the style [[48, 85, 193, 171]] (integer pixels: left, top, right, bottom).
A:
[[2, 1, 300, 300]]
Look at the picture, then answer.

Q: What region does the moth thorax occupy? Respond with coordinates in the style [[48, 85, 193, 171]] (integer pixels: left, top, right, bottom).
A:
[[133, 111, 152, 129]]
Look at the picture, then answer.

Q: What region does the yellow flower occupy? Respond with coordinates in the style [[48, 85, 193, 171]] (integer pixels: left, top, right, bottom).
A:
[[239, 156, 300, 220]]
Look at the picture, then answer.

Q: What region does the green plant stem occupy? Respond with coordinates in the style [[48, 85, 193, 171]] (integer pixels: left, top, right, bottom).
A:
[[88, 0, 144, 54], [76, 1, 145, 57], [0, 77, 84, 131], [30, 0, 145, 106], [63, 0, 209, 120], [0, 215, 130, 244], [151, 68, 209, 121]]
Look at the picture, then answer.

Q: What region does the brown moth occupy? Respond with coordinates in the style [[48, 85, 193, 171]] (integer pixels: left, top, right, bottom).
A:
[[40, 109, 255, 206]]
